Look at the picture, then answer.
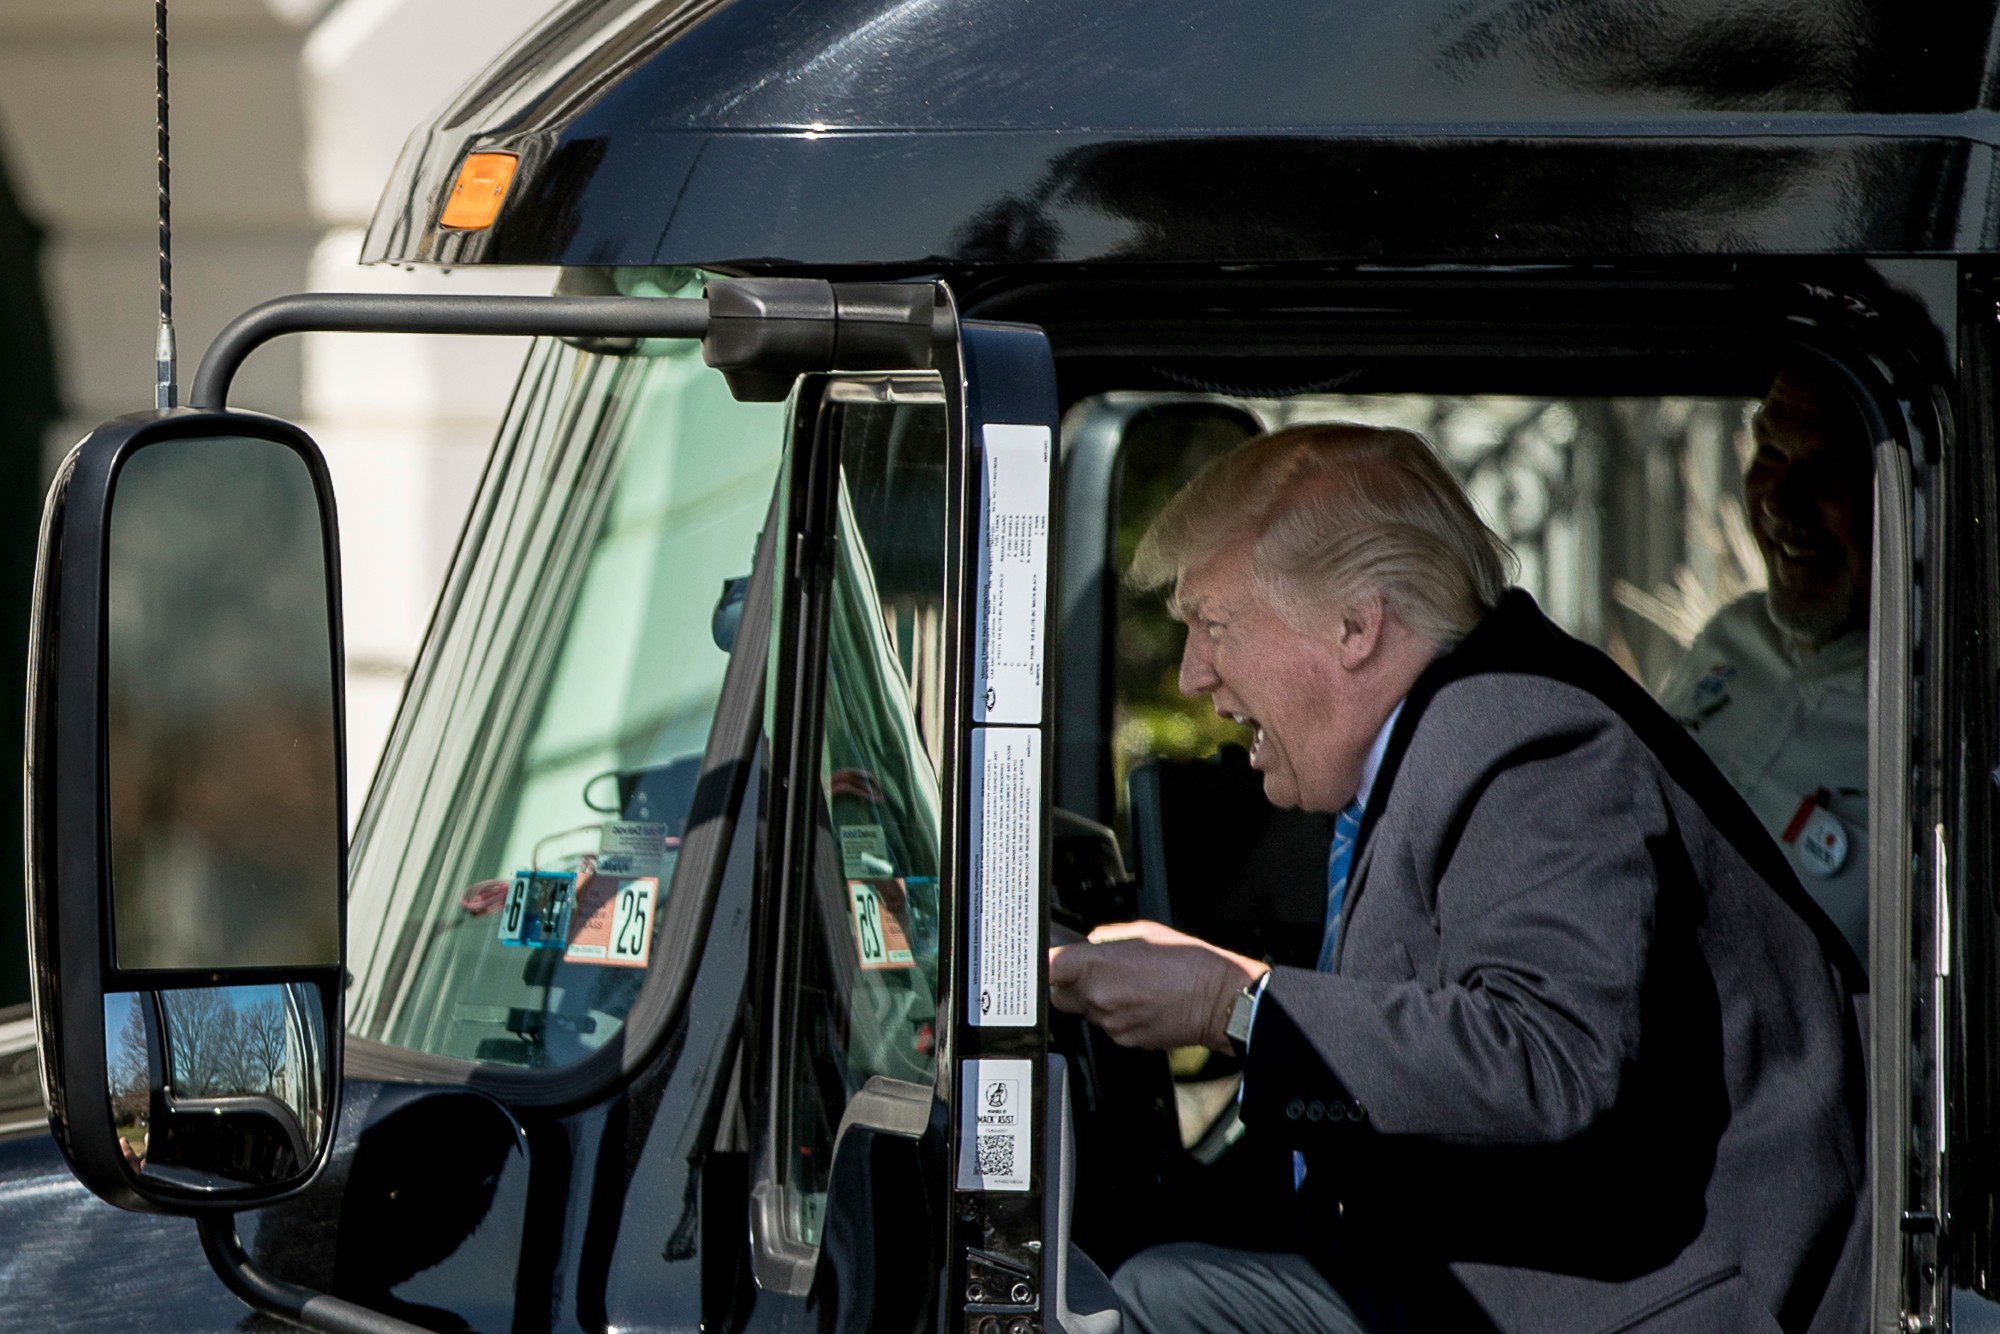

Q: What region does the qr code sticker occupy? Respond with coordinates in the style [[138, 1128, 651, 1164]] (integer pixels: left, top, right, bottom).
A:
[[976, 1134, 1014, 1178], [957, 1058, 1030, 1191]]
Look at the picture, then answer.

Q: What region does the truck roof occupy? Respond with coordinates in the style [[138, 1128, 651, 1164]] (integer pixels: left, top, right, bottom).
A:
[[361, 0, 2000, 270]]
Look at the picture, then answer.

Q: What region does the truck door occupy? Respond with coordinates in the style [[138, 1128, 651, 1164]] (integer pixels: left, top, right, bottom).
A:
[[745, 313, 1111, 1334], [5, 280, 1118, 1334]]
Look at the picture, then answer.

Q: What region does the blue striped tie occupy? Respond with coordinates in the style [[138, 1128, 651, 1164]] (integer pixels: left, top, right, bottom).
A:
[[1296, 799, 1365, 1192], [1317, 801, 1365, 972]]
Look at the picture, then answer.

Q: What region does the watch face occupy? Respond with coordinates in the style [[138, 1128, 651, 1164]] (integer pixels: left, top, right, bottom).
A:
[[1228, 989, 1257, 1044]]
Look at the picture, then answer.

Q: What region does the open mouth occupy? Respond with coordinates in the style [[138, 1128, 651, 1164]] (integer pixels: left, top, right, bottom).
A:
[[1762, 522, 1828, 568], [1230, 713, 1265, 763]]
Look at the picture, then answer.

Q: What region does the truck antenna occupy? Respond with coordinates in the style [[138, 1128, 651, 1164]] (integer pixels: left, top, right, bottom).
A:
[[153, 0, 175, 410]]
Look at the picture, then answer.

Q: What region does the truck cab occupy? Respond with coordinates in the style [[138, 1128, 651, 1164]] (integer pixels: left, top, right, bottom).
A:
[[6, 3, 1999, 1332]]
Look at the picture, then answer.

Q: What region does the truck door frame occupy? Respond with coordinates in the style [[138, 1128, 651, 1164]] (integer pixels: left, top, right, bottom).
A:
[[742, 305, 1076, 1332]]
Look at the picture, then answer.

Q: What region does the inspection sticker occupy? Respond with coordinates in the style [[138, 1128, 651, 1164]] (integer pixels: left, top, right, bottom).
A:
[[564, 873, 656, 968], [849, 880, 915, 970], [957, 1058, 1033, 1192], [597, 822, 669, 879], [840, 823, 894, 878], [498, 871, 574, 949], [973, 424, 1051, 725], [969, 727, 1040, 1027]]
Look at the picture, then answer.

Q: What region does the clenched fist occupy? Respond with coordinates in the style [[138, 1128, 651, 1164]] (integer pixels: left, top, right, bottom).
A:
[[1048, 920, 1270, 1053]]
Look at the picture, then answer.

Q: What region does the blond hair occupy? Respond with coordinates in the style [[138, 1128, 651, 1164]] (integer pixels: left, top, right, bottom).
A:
[[1129, 423, 1514, 647]]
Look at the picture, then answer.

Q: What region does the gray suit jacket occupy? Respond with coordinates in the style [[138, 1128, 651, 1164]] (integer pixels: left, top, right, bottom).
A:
[[1241, 592, 1867, 1334]]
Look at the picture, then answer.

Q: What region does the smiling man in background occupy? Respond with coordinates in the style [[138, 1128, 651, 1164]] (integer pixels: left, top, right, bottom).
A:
[[1049, 424, 1867, 1334], [1658, 363, 1875, 969]]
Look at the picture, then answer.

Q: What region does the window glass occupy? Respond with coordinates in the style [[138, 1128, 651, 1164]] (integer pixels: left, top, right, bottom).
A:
[[775, 381, 948, 1248], [345, 334, 783, 1069]]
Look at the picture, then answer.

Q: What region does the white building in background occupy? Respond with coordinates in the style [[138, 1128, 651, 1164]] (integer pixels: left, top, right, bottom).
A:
[[0, 0, 564, 814], [0, 0, 321, 440], [298, 0, 561, 809]]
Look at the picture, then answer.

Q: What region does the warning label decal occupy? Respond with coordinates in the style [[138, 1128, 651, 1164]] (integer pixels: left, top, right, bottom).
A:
[[969, 727, 1039, 1027], [973, 424, 1051, 725]]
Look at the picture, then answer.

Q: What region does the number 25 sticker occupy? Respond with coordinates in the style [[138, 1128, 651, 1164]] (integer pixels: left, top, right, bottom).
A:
[[611, 883, 653, 964], [849, 880, 914, 970], [563, 875, 655, 968]]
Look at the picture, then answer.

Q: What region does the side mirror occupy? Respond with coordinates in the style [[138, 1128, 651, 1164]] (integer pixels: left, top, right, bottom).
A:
[[27, 410, 346, 1213]]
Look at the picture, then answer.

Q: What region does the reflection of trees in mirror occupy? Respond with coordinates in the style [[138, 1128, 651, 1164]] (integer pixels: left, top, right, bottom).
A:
[[105, 988, 322, 1160], [106, 993, 151, 1165], [159, 986, 292, 1100], [104, 984, 327, 1187]]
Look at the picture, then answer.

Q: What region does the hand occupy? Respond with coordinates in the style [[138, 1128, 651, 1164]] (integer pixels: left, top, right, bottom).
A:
[[1048, 920, 1269, 1053]]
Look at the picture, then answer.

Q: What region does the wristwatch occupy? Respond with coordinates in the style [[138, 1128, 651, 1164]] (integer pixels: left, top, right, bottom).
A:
[[1225, 972, 1270, 1058]]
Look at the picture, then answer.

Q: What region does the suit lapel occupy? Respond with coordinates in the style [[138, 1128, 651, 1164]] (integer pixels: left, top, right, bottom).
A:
[[1334, 666, 1439, 970], [1331, 596, 1536, 970]]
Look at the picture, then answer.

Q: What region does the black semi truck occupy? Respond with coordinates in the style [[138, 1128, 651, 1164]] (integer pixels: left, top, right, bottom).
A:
[[5, 3, 1999, 1332]]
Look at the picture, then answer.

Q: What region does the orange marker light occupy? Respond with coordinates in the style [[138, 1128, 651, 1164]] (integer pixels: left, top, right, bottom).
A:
[[439, 152, 518, 230]]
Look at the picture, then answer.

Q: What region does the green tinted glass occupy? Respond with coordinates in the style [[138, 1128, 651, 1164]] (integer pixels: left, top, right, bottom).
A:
[[776, 380, 949, 1246], [346, 336, 782, 1068]]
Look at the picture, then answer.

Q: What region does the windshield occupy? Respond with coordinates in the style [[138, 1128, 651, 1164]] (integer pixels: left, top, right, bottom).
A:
[[345, 334, 782, 1069]]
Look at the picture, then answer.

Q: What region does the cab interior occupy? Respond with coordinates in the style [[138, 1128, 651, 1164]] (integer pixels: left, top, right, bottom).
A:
[[996, 271, 1908, 1273]]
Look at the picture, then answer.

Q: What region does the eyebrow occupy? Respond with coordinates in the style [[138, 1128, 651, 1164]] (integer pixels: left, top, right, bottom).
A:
[[1169, 591, 1234, 623]]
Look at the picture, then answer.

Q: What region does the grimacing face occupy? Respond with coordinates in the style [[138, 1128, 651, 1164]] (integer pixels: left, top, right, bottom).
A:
[[1171, 539, 1373, 814], [1745, 369, 1874, 650]]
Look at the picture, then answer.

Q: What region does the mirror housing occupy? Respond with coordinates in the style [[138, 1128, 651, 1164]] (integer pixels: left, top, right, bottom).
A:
[[27, 409, 347, 1213]]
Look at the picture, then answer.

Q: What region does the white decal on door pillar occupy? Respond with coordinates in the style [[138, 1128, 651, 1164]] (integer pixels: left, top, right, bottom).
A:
[[973, 423, 1050, 725], [969, 726, 1039, 1027], [957, 1058, 1033, 1192]]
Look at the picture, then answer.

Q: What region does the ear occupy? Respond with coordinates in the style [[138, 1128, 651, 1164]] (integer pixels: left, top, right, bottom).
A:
[[1334, 592, 1386, 669]]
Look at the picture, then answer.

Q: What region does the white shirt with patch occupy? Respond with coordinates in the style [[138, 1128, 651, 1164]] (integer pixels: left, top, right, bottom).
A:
[[1657, 592, 1868, 967]]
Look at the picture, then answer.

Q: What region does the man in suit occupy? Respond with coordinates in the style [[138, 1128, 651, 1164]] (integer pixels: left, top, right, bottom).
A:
[[1048, 424, 1867, 1333]]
